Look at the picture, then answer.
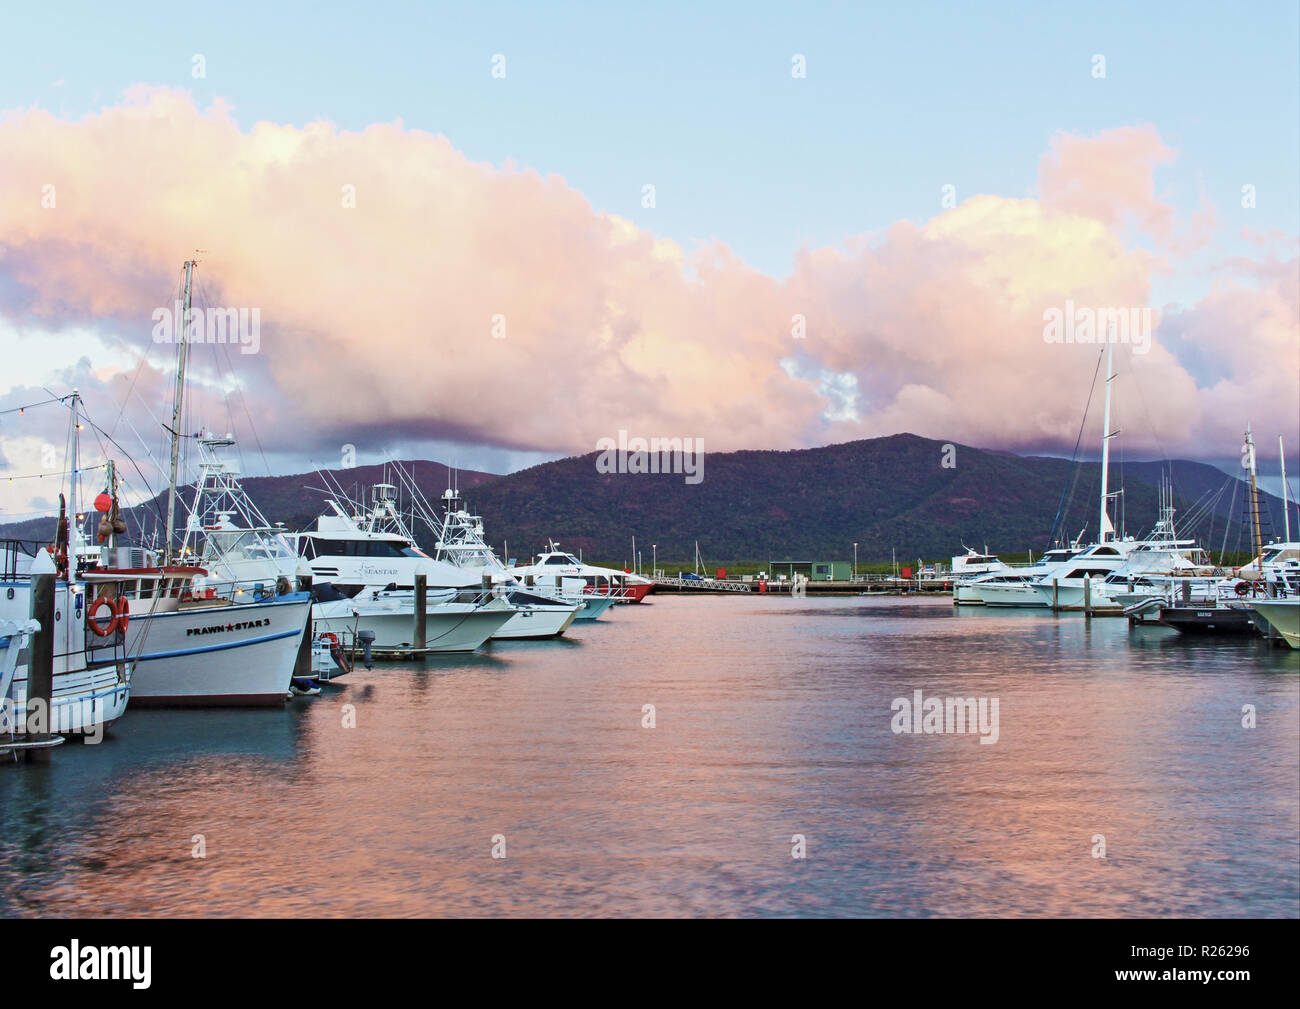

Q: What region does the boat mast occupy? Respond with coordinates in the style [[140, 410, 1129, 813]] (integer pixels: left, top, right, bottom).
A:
[[164, 259, 197, 564], [1280, 435, 1292, 543], [1245, 424, 1263, 561], [1098, 337, 1115, 543], [69, 389, 81, 540]]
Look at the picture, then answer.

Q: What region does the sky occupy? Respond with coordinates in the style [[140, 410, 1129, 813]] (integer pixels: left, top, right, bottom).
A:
[[0, 1, 1297, 518]]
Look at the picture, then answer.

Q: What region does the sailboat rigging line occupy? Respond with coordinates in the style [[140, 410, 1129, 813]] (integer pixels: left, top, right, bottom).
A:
[[73, 405, 169, 535], [197, 275, 270, 480], [107, 270, 186, 442], [1218, 476, 1239, 565], [1048, 346, 1106, 548]]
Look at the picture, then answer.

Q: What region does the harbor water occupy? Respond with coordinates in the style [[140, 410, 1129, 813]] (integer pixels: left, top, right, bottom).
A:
[[2, 595, 1297, 917]]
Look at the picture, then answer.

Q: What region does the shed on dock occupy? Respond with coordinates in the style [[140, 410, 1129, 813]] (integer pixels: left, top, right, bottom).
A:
[[767, 560, 853, 582]]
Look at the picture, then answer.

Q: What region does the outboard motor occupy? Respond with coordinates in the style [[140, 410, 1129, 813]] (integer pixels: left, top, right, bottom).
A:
[[357, 629, 376, 669]]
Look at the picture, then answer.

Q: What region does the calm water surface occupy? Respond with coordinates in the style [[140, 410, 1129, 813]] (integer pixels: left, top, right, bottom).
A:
[[3, 595, 1298, 917]]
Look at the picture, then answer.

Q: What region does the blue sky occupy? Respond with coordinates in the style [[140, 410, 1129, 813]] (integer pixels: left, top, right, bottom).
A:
[[4, 0, 1297, 285]]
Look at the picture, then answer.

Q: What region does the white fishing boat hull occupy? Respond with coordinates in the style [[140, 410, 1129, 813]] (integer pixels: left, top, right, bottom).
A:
[[312, 595, 515, 653], [493, 601, 579, 639], [1251, 599, 1300, 648], [1, 582, 134, 736], [4, 658, 131, 735], [124, 593, 311, 706]]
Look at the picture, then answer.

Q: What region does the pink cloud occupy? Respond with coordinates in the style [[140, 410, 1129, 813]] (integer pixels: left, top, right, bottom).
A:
[[0, 90, 1295, 470], [1039, 125, 1178, 240]]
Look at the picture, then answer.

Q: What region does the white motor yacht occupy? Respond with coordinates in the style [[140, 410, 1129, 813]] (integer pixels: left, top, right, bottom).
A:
[[288, 484, 516, 653], [511, 544, 654, 604]]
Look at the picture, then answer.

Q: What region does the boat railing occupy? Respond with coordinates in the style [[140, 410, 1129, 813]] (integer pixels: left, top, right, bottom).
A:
[[0, 539, 44, 582], [451, 587, 500, 607], [583, 583, 638, 600]]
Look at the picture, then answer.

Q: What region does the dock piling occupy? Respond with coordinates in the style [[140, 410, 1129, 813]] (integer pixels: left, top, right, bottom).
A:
[[413, 573, 427, 652], [25, 565, 55, 758]]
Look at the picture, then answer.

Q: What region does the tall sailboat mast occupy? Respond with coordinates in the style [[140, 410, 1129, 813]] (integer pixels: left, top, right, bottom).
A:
[[164, 259, 197, 564], [1280, 435, 1292, 543], [1245, 424, 1263, 561], [1098, 337, 1116, 543]]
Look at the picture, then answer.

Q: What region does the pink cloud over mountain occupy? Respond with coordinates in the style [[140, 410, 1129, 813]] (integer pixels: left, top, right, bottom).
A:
[[1, 89, 1295, 470]]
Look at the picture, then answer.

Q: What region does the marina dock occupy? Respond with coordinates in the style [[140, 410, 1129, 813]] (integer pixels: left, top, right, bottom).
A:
[[650, 575, 953, 595]]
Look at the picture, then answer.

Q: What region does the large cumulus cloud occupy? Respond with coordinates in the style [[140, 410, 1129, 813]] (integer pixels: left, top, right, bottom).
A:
[[0, 88, 1295, 500]]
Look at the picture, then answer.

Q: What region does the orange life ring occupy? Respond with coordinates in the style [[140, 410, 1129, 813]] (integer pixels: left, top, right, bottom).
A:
[[1234, 581, 1251, 597], [87, 595, 118, 637], [112, 594, 130, 633]]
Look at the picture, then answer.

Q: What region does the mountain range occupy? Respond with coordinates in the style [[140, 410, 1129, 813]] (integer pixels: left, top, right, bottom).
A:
[[2, 433, 1291, 564]]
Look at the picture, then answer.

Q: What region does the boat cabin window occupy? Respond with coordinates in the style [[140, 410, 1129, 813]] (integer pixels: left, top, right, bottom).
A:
[[1065, 568, 1114, 579], [1092, 547, 1121, 556], [545, 555, 571, 565], [302, 538, 421, 559]]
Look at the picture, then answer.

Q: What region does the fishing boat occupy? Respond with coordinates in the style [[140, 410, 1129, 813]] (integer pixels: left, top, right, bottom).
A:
[[74, 262, 311, 705], [0, 545, 133, 739], [288, 485, 516, 653], [370, 470, 585, 638], [511, 545, 654, 604], [431, 494, 582, 636]]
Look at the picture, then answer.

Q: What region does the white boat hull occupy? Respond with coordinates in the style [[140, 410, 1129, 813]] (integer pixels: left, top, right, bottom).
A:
[[313, 596, 515, 653], [4, 658, 131, 735], [494, 603, 579, 640], [125, 594, 311, 706], [1031, 582, 1123, 611], [573, 594, 614, 621], [977, 582, 1049, 608], [1251, 599, 1300, 648], [1, 581, 134, 735]]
